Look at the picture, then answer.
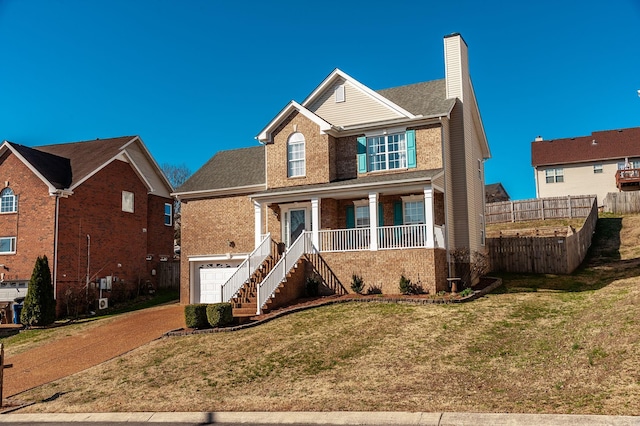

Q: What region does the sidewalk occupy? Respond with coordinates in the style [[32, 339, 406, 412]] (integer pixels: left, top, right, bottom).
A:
[[0, 411, 638, 425]]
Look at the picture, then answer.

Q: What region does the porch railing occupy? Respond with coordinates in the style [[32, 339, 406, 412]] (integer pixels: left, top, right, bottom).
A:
[[317, 224, 444, 252], [220, 233, 271, 303], [318, 228, 370, 252], [257, 231, 313, 315]]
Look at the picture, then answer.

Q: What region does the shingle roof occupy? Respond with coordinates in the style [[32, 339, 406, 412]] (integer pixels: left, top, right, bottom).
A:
[[36, 136, 135, 187], [531, 127, 640, 167], [7, 142, 72, 189], [175, 146, 265, 193], [253, 168, 442, 198], [376, 79, 456, 117]]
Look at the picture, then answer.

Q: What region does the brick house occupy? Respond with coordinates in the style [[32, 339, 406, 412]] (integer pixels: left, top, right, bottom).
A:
[[531, 126, 640, 206], [0, 136, 174, 316], [175, 34, 490, 317]]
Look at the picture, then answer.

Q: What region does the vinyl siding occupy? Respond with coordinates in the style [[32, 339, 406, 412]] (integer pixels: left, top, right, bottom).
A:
[[308, 79, 403, 127], [535, 161, 620, 206]]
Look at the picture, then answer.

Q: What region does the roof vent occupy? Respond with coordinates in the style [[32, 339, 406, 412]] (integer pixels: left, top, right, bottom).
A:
[[592, 139, 597, 145], [534, 136, 543, 142]]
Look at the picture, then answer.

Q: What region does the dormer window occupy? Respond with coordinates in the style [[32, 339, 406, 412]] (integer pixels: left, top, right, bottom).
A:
[[287, 132, 305, 177], [0, 188, 17, 213]]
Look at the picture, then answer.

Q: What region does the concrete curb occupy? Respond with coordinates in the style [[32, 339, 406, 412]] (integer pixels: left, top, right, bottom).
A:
[[0, 411, 637, 425]]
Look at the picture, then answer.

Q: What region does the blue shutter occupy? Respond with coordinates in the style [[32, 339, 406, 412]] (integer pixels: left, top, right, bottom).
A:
[[393, 201, 403, 225], [406, 130, 416, 169], [346, 205, 355, 229], [378, 202, 384, 227], [357, 136, 367, 174]]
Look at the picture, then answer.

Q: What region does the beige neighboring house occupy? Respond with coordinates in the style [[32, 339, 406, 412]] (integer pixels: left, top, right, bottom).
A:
[[531, 126, 640, 206], [174, 33, 490, 318]]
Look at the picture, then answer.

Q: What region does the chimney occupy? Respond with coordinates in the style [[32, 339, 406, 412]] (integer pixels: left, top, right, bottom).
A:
[[534, 136, 543, 142], [444, 33, 469, 102]]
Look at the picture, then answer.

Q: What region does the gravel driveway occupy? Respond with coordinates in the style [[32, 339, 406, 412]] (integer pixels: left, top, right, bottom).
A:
[[3, 303, 185, 397]]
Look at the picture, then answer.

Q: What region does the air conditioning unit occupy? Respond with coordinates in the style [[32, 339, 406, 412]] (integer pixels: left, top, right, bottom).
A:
[[98, 298, 109, 310]]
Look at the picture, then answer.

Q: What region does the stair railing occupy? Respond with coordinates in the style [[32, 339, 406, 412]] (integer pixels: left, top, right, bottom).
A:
[[221, 233, 272, 303], [256, 231, 312, 315]]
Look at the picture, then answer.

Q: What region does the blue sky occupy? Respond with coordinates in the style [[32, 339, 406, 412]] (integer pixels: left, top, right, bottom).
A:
[[1, 0, 639, 200]]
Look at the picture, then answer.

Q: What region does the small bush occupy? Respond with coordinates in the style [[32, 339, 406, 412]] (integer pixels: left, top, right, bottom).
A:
[[305, 277, 320, 297], [184, 304, 209, 329], [399, 274, 424, 295], [459, 288, 473, 297], [351, 274, 365, 294], [206, 303, 233, 327], [366, 285, 383, 295]]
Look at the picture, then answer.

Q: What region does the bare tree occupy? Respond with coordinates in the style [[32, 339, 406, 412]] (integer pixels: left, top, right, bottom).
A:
[[161, 163, 191, 245]]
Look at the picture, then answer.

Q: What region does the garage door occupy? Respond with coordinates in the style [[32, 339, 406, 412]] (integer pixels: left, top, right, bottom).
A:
[[199, 263, 240, 303]]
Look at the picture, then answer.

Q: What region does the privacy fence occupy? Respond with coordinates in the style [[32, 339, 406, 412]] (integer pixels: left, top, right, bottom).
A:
[[485, 196, 598, 274], [157, 261, 180, 289], [485, 195, 597, 224], [602, 191, 640, 214]]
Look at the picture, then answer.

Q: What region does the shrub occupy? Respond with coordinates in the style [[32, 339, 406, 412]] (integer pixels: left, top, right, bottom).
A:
[[184, 304, 209, 329], [305, 276, 320, 297], [21, 256, 56, 326], [399, 274, 424, 295], [366, 284, 383, 295], [350, 274, 365, 294], [206, 303, 233, 327], [460, 288, 474, 297]]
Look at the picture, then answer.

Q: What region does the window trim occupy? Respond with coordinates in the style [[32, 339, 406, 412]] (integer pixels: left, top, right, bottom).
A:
[[287, 132, 306, 178], [164, 203, 173, 226], [593, 164, 603, 174], [545, 168, 564, 184], [0, 188, 17, 214], [366, 132, 407, 172], [401, 195, 425, 225], [353, 200, 370, 229], [0, 237, 16, 254], [122, 191, 135, 213]]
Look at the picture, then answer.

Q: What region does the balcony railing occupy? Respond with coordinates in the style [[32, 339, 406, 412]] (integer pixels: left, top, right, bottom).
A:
[[616, 169, 640, 189], [220, 233, 271, 303], [317, 224, 445, 252]]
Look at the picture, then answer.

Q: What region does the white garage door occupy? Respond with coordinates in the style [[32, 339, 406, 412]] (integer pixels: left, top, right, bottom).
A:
[[199, 263, 240, 303]]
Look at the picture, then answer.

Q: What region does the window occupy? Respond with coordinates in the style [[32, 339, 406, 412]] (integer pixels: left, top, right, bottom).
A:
[[0, 237, 16, 254], [480, 214, 485, 246], [355, 205, 370, 228], [335, 84, 345, 103], [122, 191, 134, 213], [287, 133, 305, 177], [478, 159, 482, 178], [404, 200, 425, 225], [164, 203, 173, 226], [367, 133, 407, 172], [545, 168, 564, 183], [0, 188, 17, 213], [593, 164, 603, 174]]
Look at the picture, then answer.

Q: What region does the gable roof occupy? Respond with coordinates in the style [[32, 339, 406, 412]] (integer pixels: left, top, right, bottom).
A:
[[256, 101, 333, 144], [36, 136, 136, 187], [174, 146, 265, 197], [1, 136, 172, 197], [531, 127, 640, 167], [6, 142, 72, 189], [376, 80, 456, 118]]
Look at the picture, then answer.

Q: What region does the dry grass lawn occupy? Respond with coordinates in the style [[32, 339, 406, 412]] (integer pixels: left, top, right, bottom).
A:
[[9, 215, 640, 415]]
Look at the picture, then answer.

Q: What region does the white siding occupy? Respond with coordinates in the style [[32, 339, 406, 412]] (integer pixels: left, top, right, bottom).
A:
[[308, 79, 403, 127], [536, 160, 621, 206], [125, 142, 172, 198]]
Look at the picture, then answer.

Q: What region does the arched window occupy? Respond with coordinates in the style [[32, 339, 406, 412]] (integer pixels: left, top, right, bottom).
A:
[[287, 132, 305, 177], [0, 188, 17, 213]]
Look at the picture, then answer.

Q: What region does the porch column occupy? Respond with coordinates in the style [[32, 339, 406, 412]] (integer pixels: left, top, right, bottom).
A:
[[254, 200, 263, 248], [311, 197, 320, 249], [369, 192, 378, 251], [424, 187, 435, 248]]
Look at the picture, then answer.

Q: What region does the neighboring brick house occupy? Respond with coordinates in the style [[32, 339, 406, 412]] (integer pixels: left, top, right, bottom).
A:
[[0, 136, 174, 316], [531, 126, 640, 205], [175, 34, 490, 317]]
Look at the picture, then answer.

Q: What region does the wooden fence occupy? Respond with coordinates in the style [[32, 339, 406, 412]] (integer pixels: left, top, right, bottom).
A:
[[602, 191, 640, 214], [485, 195, 596, 224], [157, 261, 180, 290], [487, 196, 598, 274]]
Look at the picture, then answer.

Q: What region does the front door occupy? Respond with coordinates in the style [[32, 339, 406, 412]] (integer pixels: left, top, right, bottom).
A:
[[285, 208, 307, 247]]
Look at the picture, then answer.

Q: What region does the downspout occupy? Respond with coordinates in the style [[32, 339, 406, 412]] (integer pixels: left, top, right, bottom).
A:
[[86, 234, 90, 298], [439, 116, 452, 279], [53, 193, 60, 300]]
